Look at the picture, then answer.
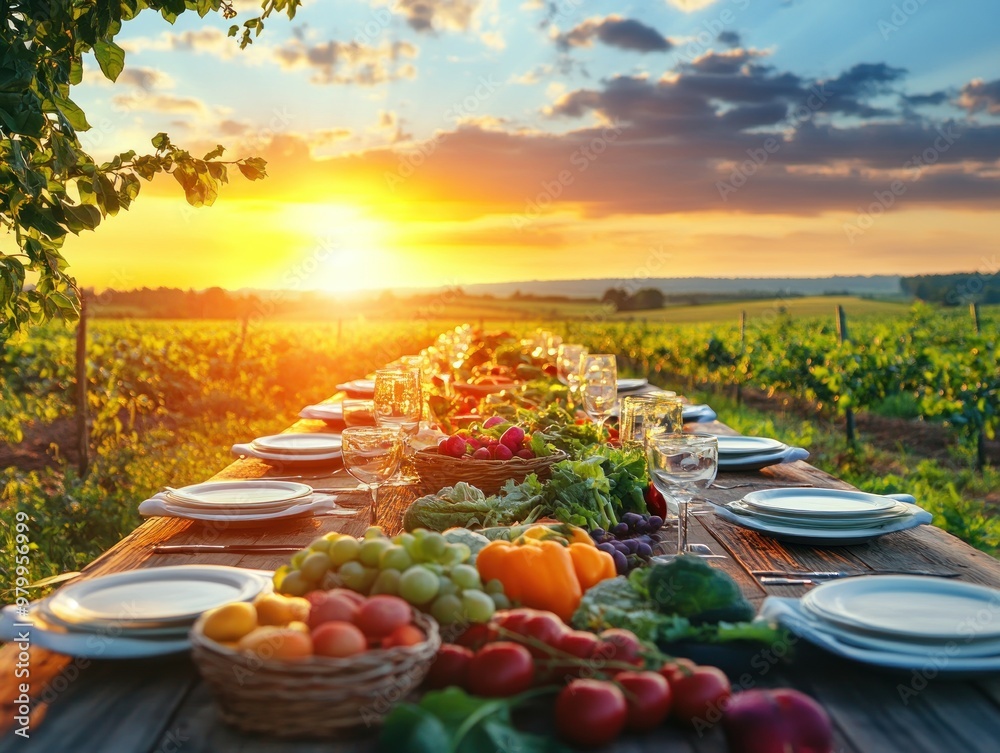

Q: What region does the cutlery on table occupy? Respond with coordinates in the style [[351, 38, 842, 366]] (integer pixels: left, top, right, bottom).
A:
[[754, 569, 960, 583], [711, 482, 816, 490], [154, 544, 304, 554]]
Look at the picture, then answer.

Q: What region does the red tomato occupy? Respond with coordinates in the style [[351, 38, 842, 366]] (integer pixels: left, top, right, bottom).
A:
[[659, 657, 698, 686], [557, 630, 602, 677], [467, 642, 535, 697], [671, 666, 732, 728], [424, 644, 474, 690], [594, 628, 644, 669], [494, 608, 538, 635], [381, 624, 425, 648], [616, 671, 673, 731], [555, 679, 628, 748], [353, 595, 412, 639], [521, 611, 569, 657], [454, 622, 498, 651]]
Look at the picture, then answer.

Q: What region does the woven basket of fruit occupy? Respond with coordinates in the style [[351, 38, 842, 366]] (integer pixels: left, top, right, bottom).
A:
[[190, 600, 440, 739], [414, 446, 567, 496]]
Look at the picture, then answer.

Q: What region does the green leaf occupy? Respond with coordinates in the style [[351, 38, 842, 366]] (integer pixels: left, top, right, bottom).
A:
[[378, 704, 451, 753], [151, 133, 170, 151], [50, 92, 91, 132], [203, 144, 225, 161], [60, 202, 102, 233], [94, 40, 126, 82], [237, 157, 267, 181], [228, 25, 239, 37]]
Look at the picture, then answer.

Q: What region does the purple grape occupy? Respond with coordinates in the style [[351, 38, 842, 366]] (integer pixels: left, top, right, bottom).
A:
[[612, 550, 628, 575], [611, 541, 629, 555], [597, 542, 616, 556], [592, 528, 606, 539], [636, 542, 653, 558], [612, 522, 629, 537], [647, 516, 663, 532]]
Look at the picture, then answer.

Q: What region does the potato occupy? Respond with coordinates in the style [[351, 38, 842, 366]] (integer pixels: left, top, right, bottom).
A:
[[201, 602, 257, 643]]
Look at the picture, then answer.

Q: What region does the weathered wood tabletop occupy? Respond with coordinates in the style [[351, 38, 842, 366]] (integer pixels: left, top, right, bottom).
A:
[[4, 390, 1000, 753]]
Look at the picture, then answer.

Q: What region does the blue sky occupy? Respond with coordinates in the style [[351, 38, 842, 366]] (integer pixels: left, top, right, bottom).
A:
[[69, 0, 1000, 291]]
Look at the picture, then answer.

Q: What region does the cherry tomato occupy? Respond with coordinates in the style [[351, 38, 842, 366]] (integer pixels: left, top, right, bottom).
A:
[[494, 608, 537, 635], [594, 628, 644, 669], [616, 671, 673, 731], [671, 666, 732, 728], [520, 611, 569, 657], [555, 679, 628, 748], [555, 630, 602, 678], [467, 642, 535, 697], [454, 622, 498, 651], [659, 657, 698, 686], [424, 644, 474, 690]]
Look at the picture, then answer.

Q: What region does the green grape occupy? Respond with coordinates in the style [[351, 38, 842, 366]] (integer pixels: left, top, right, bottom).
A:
[[359, 538, 393, 567], [399, 565, 440, 605], [462, 590, 496, 623], [411, 528, 429, 540], [290, 548, 311, 569], [371, 568, 401, 596], [394, 532, 416, 551], [437, 576, 459, 598], [485, 578, 506, 595], [308, 537, 332, 554], [420, 532, 447, 561], [443, 543, 471, 566], [338, 561, 368, 591], [329, 537, 362, 566], [279, 570, 311, 597], [380, 545, 414, 572], [430, 593, 464, 625], [450, 564, 481, 591], [300, 552, 332, 581], [364, 525, 386, 539], [489, 593, 511, 610], [323, 531, 343, 542], [422, 563, 444, 576]]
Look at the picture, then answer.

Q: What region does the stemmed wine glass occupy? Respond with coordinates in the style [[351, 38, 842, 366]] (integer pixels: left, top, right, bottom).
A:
[[341, 427, 403, 526], [645, 432, 719, 554], [579, 354, 617, 433], [373, 368, 422, 442], [556, 344, 587, 405]]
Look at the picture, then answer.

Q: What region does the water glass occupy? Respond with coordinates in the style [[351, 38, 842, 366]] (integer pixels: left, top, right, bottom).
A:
[[619, 394, 684, 449], [645, 432, 719, 553], [341, 426, 403, 525], [373, 369, 422, 441], [580, 354, 617, 431], [556, 344, 588, 388], [343, 399, 376, 427]]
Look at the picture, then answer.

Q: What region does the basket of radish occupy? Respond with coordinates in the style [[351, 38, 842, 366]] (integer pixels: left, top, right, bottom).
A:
[[414, 417, 567, 496]]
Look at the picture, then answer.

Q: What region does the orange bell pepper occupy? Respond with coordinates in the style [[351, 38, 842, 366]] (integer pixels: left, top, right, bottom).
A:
[[476, 539, 582, 621], [568, 542, 617, 592]]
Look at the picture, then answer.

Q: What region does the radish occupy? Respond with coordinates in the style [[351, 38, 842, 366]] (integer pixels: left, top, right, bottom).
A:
[[472, 447, 492, 460], [500, 426, 525, 451], [494, 444, 514, 461], [483, 416, 506, 429]]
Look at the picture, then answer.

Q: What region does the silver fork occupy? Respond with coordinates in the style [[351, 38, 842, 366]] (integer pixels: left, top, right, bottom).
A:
[[711, 482, 815, 490]]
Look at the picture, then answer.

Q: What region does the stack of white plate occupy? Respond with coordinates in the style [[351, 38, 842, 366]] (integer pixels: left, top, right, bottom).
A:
[[801, 576, 1000, 659], [336, 378, 375, 397], [249, 433, 342, 461], [1, 565, 269, 658], [717, 435, 790, 470], [156, 480, 322, 525], [299, 402, 344, 423], [717, 488, 931, 545]]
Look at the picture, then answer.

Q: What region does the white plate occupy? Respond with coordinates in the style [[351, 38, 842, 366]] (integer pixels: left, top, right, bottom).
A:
[[153, 497, 326, 526], [802, 576, 1000, 642], [47, 565, 267, 627], [716, 436, 787, 456], [300, 403, 344, 421], [710, 499, 931, 546], [726, 501, 912, 529], [0, 605, 190, 659], [616, 378, 648, 392], [164, 480, 312, 509], [804, 613, 1000, 658], [336, 379, 375, 396], [742, 488, 898, 518], [251, 433, 343, 454], [233, 443, 343, 464]]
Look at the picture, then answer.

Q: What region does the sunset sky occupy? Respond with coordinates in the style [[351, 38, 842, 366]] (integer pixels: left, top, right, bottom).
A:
[[69, 0, 1000, 292]]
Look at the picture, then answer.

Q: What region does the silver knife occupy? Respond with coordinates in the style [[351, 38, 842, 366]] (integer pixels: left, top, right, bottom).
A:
[[153, 544, 303, 554], [755, 569, 959, 582]]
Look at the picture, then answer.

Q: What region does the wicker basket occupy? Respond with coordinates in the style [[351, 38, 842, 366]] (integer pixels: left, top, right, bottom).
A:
[[413, 447, 567, 496], [190, 610, 440, 739]]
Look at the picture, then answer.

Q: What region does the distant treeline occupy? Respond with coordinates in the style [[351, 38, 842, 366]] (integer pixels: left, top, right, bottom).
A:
[[900, 273, 1000, 305], [600, 287, 808, 312]]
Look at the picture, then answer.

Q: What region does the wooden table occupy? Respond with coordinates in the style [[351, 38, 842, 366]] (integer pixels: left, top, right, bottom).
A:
[[4, 392, 1000, 753]]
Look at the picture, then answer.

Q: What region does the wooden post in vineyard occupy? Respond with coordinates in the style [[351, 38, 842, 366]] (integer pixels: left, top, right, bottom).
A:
[[75, 297, 89, 477], [836, 304, 856, 446], [736, 310, 746, 405], [970, 302, 981, 335]]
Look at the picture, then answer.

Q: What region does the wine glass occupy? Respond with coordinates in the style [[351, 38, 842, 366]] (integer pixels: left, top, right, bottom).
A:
[[645, 432, 718, 554], [580, 354, 617, 432], [343, 399, 376, 427], [341, 426, 403, 525], [373, 368, 422, 441], [556, 344, 587, 387], [619, 394, 684, 449]]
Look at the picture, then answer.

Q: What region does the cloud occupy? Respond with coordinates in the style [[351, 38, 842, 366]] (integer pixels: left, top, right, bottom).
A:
[[667, 0, 721, 11], [819, 62, 907, 117], [386, 0, 482, 31], [716, 31, 741, 47], [121, 28, 237, 59], [480, 30, 506, 50], [555, 16, 672, 53], [272, 39, 418, 85], [111, 92, 207, 115], [958, 78, 1000, 115], [118, 67, 175, 90]]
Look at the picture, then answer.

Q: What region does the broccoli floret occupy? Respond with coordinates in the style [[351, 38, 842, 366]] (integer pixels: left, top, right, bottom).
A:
[[644, 555, 755, 625]]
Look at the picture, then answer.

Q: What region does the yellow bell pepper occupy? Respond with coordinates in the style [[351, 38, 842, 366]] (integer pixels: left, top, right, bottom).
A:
[[519, 524, 595, 547], [476, 537, 615, 622], [568, 542, 617, 592]]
